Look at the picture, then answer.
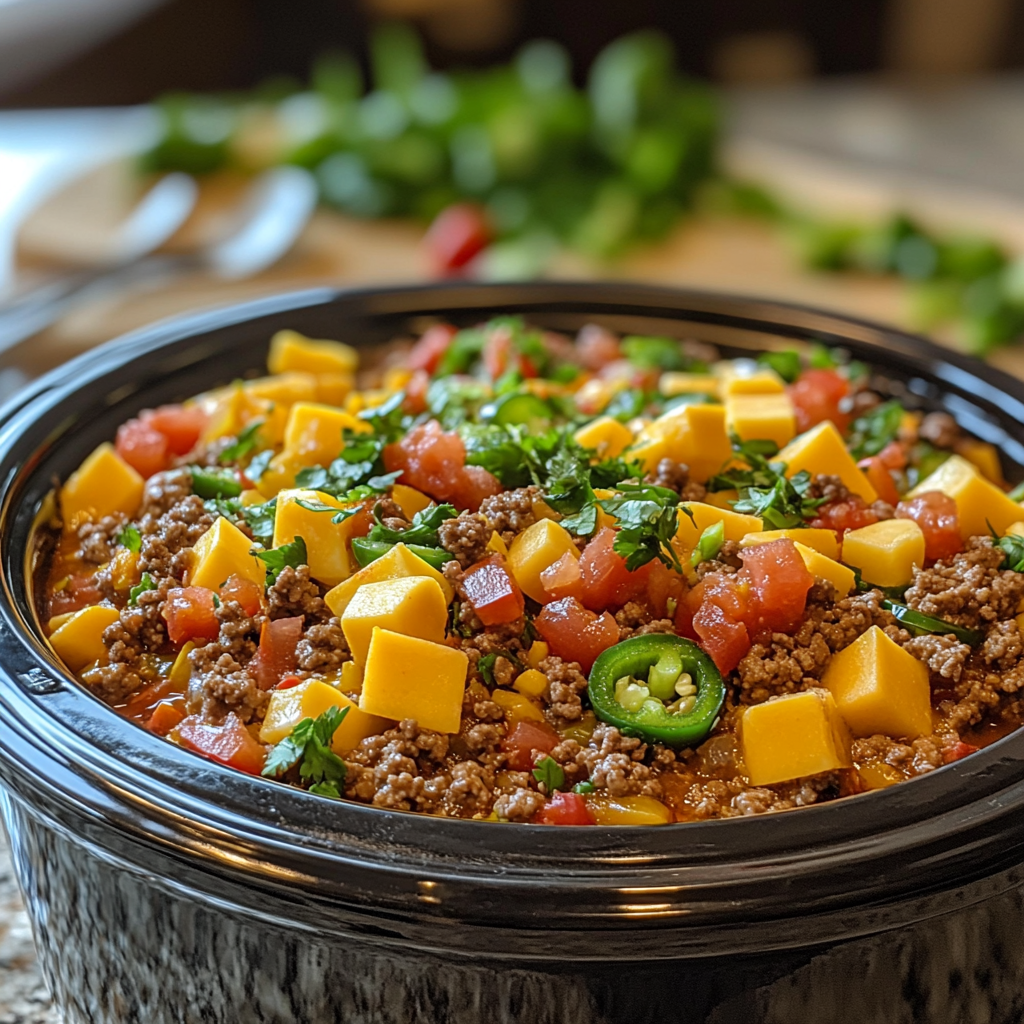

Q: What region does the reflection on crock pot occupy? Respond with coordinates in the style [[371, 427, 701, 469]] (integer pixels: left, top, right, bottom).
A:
[[36, 318, 1024, 825]]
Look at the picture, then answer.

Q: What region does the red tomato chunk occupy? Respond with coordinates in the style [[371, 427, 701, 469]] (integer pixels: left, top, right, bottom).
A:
[[858, 455, 900, 506], [896, 491, 962, 563], [424, 203, 491, 273], [144, 404, 207, 455], [219, 574, 263, 617], [810, 496, 879, 538], [116, 418, 169, 478], [788, 368, 851, 434], [534, 792, 596, 826], [503, 720, 559, 772], [162, 587, 219, 644], [462, 557, 525, 626], [252, 616, 303, 690], [407, 324, 457, 374], [578, 527, 651, 612], [534, 597, 619, 673], [177, 713, 267, 775]]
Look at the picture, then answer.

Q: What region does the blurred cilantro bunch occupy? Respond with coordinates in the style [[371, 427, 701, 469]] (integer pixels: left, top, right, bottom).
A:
[[142, 25, 718, 269]]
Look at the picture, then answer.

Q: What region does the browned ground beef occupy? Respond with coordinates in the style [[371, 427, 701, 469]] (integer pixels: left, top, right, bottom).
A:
[[76, 515, 125, 563], [267, 565, 327, 622], [478, 486, 540, 545], [438, 511, 491, 567]]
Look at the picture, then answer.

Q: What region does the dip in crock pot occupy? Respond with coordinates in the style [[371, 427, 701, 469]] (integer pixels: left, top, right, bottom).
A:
[[37, 320, 1024, 824]]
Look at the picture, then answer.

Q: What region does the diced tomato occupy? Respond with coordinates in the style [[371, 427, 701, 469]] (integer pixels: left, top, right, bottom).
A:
[[943, 741, 979, 765], [162, 587, 219, 645], [407, 324, 458, 374], [462, 557, 525, 626], [692, 594, 750, 674], [402, 369, 430, 414], [483, 325, 514, 381], [147, 701, 185, 736], [646, 560, 686, 618], [858, 456, 900, 506], [218, 574, 263, 617], [896, 491, 962, 562], [540, 552, 584, 603], [424, 203, 491, 274], [575, 324, 622, 370], [877, 440, 908, 471], [176, 713, 267, 775], [383, 420, 501, 511], [116, 418, 170, 478], [533, 791, 596, 826], [674, 578, 704, 640], [810, 497, 879, 538], [534, 597, 619, 673], [502, 719, 559, 772], [788, 368, 851, 434], [123, 677, 179, 722], [252, 616, 303, 690], [48, 573, 104, 618], [739, 539, 814, 635], [578, 527, 651, 612], [276, 675, 303, 690], [143, 404, 207, 456]]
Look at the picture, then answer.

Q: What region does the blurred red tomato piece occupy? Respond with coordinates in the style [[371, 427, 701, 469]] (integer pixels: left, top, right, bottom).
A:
[[424, 203, 491, 273]]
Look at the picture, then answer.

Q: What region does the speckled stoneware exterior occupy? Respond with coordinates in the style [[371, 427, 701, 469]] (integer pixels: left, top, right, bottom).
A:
[[3, 283, 1024, 1024]]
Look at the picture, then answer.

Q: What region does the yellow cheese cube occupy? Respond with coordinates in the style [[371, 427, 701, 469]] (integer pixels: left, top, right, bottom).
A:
[[490, 688, 545, 724], [822, 625, 932, 740], [341, 576, 448, 666], [513, 668, 549, 697], [282, 402, 368, 467], [324, 542, 454, 617], [574, 416, 634, 459], [625, 433, 668, 473], [740, 528, 839, 560], [315, 373, 356, 406], [841, 519, 925, 588], [507, 519, 579, 603], [391, 484, 432, 520], [778, 421, 878, 503], [658, 372, 719, 397], [718, 366, 785, 396], [255, 451, 307, 498], [741, 690, 852, 786], [268, 329, 359, 376], [60, 443, 144, 531], [704, 489, 738, 510], [725, 393, 796, 448], [1006, 521, 1024, 538], [958, 438, 1004, 485], [586, 795, 672, 825], [259, 679, 389, 751], [909, 454, 1023, 539], [647, 403, 732, 482], [240, 489, 265, 507], [199, 386, 285, 445], [794, 542, 856, 596], [244, 372, 318, 407], [338, 661, 364, 694], [273, 489, 357, 587], [49, 604, 120, 672], [190, 516, 266, 591], [676, 502, 762, 552], [360, 629, 468, 733], [47, 612, 77, 634]]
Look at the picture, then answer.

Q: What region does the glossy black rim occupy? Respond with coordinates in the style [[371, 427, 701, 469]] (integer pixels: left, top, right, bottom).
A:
[[1, 280, 1024, 954]]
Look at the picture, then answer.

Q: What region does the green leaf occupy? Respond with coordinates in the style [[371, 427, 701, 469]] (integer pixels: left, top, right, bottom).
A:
[[621, 335, 702, 372], [809, 344, 838, 369], [255, 535, 307, 584], [572, 780, 595, 794], [757, 350, 801, 384], [532, 755, 566, 791], [241, 498, 277, 544], [219, 419, 264, 463], [129, 572, 157, 606], [848, 400, 903, 460], [189, 465, 242, 499], [560, 502, 599, 537], [261, 706, 350, 795], [689, 519, 725, 568], [117, 524, 141, 553], [597, 483, 682, 571], [992, 522, 1024, 572], [1008, 481, 1024, 502], [367, 502, 457, 547], [246, 448, 275, 482], [477, 653, 498, 686]]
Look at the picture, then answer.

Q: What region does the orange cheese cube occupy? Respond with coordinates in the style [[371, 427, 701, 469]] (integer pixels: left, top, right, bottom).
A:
[[282, 402, 369, 467], [574, 416, 634, 459], [272, 488, 357, 587], [822, 625, 932, 740], [49, 604, 120, 672], [645, 403, 732, 482], [741, 689, 852, 786], [725, 392, 796, 448], [255, 451, 308, 498], [778, 421, 877, 503], [658, 372, 719, 397], [794, 541, 856, 596], [718, 366, 785, 397], [675, 502, 762, 552], [244, 372, 318, 408], [507, 519, 579, 603], [360, 629, 468, 734], [259, 679, 389, 751], [60, 443, 144, 531], [841, 519, 925, 589], [190, 516, 266, 591], [740, 528, 839, 560], [391, 484, 432, 520], [268, 329, 359, 376]]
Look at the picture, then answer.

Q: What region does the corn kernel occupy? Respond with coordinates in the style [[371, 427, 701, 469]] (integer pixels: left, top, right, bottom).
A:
[[490, 688, 545, 724], [514, 669, 549, 697]]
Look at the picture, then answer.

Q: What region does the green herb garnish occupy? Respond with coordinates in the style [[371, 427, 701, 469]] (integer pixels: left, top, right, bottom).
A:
[[255, 535, 307, 584], [219, 419, 264, 463], [129, 572, 156, 606], [532, 755, 566, 792], [757, 350, 801, 384], [848, 400, 903, 460], [596, 482, 687, 572], [117, 524, 141, 553], [261, 706, 349, 798], [246, 449, 275, 482]]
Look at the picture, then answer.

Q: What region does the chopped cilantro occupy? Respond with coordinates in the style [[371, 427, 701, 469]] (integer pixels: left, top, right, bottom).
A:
[[356, 390, 409, 442], [262, 706, 349, 798], [690, 520, 725, 568], [809, 344, 838, 369], [435, 327, 487, 376], [366, 502, 457, 547], [295, 430, 401, 499], [572, 780, 595, 795], [621, 335, 700, 372], [189, 465, 242, 499], [596, 483, 685, 572], [604, 388, 650, 422], [241, 498, 277, 543], [219, 419, 264, 463], [532, 755, 565, 792], [117, 524, 141, 553], [129, 572, 156, 606], [991, 522, 1024, 572], [757, 350, 801, 384], [255, 535, 307, 584], [848, 400, 903, 460], [246, 448, 275, 482]]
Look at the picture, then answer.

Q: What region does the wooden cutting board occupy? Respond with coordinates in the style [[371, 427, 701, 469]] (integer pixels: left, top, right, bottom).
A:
[[13, 141, 1024, 382]]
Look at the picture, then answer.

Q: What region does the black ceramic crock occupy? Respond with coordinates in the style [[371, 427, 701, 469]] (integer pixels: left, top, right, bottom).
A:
[[2, 282, 1024, 1024]]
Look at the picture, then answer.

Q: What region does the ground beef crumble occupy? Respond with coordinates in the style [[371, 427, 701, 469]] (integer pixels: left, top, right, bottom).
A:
[[478, 486, 540, 545], [76, 514, 126, 564], [267, 565, 327, 622], [438, 511, 491, 568]]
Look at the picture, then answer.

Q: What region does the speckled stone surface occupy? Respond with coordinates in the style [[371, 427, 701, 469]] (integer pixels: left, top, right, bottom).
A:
[[0, 831, 55, 1024]]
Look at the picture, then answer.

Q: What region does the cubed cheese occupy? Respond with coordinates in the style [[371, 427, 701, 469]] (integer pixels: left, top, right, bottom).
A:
[[282, 402, 368, 467], [255, 451, 308, 498], [60, 444, 144, 531], [391, 484, 432, 520], [259, 679, 389, 751], [725, 392, 797, 448], [625, 433, 668, 473], [324, 542, 454, 617], [718, 366, 785, 396], [507, 519, 579, 603], [741, 690, 852, 786], [190, 516, 266, 591], [340, 576, 448, 666], [958, 438, 1004, 485], [675, 502, 762, 552], [315, 373, 356, 406], [909, 454, 1023, 539], [658, 372, 719, 397], [1006, 521, 1024, 538], [778, 421, 878, 503], [586, 795, 672, 825], [822, 625, 932, 740], [244, 372, 318, 408], [647, 403, 732, 482], [268, 329, 359, 377], [360, 628, 468, 733], [740, 528, 839, 560], [49, 604, 120, 672], [841, 519, 925, 588], [273, 488, 357, 587], [793, 541, 856, 595], [573, 416, 634, 459]]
